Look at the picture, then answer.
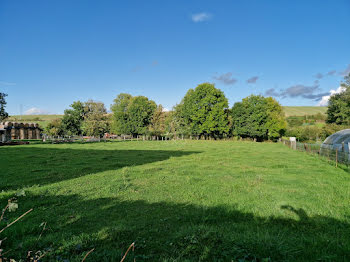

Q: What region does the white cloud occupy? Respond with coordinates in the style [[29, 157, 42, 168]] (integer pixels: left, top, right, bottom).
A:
[[162, 107, 169, 112], [191, 12, 212, 22], [24, 107, 49, 115], [0, 81, 16, 86], [317, 86, 346, 106]]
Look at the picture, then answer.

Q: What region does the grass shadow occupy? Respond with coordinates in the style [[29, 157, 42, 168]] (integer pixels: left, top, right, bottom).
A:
[[0, 146, 199, 190], [1, 194, 350, 261]]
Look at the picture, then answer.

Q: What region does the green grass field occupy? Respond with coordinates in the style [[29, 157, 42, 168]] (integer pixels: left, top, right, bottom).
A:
[[282, 106, 327, 117], [1, 141, 349, 261]]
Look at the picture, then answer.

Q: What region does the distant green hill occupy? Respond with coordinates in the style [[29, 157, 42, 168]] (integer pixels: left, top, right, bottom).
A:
[[282, 106, 327, 117], [5, 114, 63, 129]]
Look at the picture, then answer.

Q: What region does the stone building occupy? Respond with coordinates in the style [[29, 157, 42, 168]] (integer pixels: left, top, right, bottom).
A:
[[0, 122, 42, 143]]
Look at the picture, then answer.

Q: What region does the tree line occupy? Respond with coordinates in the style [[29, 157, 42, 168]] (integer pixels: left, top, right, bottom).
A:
[[45, 82, 287, 141], [1, 73, 349, 142]]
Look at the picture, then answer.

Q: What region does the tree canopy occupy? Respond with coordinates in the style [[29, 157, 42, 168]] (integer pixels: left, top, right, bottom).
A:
[[175, 83, 229, 138], [81, 100, 109, 137], [61, 101, 86, 135], [149, 105, 168, 137], [111, 94, 156, 136], [0, 92, 9, 121], [44, 83, 290, 141], [231, 95, 286, 141], [326, 73, 350, 125], [59, 100, 109, 136]]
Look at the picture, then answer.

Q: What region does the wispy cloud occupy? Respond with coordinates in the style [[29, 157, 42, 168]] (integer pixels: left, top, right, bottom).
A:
[[0, 81, 16, 86], [281, 84, 320, 98], [265, 88, 280, 97], [265, 82, 326, 101], [318, 86, 346, 106], [301, 92, 330, 100], [314, 73, 323, 79], [213, 72, 237, 85], [339, 64, 350, 76], [25, 107, 49, 115], [246, 76, 259, 84], [327, 70, 336, 76], [131, 66, 143, 73], [191, 12, 212, 22]]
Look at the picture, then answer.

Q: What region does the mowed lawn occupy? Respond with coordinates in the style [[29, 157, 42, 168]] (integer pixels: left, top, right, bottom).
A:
[[1, 141, 350, 261]]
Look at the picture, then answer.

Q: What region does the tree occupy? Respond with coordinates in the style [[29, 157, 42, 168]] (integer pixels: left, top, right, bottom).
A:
[[61, 101, 86, 135], [110, 94, 157, 136], [127, 96, 157, 136], [61, 100, 109, 136], [110, 93, 133, 134], [175, 83, 229, 138], [231, 95, 286, 141], [81, 101, 109, 137], [0, 93, 9, 121], [326, 73, 350, 125], [46, 118, 64, 136], [265, 97, 287, 140], [149, 105, 167, 137]]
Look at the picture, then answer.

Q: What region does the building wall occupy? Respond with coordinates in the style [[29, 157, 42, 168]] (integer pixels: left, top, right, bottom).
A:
[[0, 122, 42, 141]]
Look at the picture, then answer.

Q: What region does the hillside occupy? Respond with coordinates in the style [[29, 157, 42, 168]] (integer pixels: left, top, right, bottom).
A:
[[282, 106, 327, 117]]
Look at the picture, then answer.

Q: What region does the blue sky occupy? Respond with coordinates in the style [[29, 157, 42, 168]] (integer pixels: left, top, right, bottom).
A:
[[1, 0, 350, 115]]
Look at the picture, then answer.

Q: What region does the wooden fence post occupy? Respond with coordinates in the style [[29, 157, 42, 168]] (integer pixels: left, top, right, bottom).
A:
[[336, 148, 338, 168]]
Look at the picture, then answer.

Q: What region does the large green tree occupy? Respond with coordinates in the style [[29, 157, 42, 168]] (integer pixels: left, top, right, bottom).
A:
[[149, 105, 168, 137], [46, 118, 64, 136], [175, 83, 229, 138], [81, 100, 109, 137], [110, 94, 157, 136], [110, 93, 133, 134], [232, 95, 286, 141], [61, 100, 109, 136], [326, 73, 350, 125], [61, 101, 86, 135], [0, 92, 9, 121], [127, 96, 157, 136]]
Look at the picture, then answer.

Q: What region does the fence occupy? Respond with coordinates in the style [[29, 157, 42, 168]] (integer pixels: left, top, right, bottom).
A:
[[42, 135, 101, 143], [41, 134, 173, 143], [42, 134, 236, 143], [281, 139, 350, 168]]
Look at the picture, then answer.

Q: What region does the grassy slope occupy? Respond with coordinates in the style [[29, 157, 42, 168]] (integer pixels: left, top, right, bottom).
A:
[[1, 141, 349, 261], [283, 106, 327, 117]]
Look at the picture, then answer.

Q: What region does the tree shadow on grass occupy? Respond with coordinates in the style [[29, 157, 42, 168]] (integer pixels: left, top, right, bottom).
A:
[[2, 194, 350, 262], [0, 147, 199, 190]]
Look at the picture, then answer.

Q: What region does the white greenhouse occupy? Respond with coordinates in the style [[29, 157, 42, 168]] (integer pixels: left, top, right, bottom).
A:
[[320, 129, 350, 163]]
